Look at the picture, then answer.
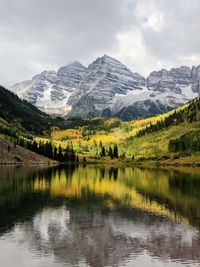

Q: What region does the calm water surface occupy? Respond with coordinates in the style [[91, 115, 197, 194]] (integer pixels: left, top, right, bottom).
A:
[[0, 165, 200, 267]]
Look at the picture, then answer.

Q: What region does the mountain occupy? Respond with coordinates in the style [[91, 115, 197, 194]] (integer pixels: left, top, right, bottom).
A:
[[68, 55, 146, 117], [46, 94, 200, 166], [127, 95, 200, 165], [9, 55, 200, 120], [10, 62, 86, 115], [137, 96, 200, 137]]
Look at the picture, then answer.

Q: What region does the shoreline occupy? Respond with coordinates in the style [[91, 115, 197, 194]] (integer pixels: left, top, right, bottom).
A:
[[1, 154, 200, 168]]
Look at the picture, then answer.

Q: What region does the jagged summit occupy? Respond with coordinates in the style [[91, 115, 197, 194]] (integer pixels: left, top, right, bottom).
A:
[[9, 55, 200, 120], [97, 54, 121, 62], [97, 54, 117, 61], [91, 54, 130, 70], [61, 60, 84, 68]]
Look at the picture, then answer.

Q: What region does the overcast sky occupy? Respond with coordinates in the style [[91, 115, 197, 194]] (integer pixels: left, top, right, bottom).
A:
[[1, 0, 200, 86]]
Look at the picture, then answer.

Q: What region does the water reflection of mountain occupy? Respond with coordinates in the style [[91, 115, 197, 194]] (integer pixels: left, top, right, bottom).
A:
[[12, 206, 200, 267], [0, 165, 200, 266]]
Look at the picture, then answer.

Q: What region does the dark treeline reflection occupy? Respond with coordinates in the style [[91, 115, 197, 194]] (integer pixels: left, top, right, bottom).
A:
[[1, 166, 200, 231], [0, 165, 200, 266], [0, 165, 76, 235]]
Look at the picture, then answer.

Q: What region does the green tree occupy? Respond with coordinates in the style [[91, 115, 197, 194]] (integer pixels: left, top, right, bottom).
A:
[[108, 146, 113, 159], [100, 146, 106, 157], [113, 145, 118, 158]]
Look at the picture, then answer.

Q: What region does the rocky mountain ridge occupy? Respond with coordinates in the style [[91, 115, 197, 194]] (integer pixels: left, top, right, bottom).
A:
[[9, 55, 200, 120]]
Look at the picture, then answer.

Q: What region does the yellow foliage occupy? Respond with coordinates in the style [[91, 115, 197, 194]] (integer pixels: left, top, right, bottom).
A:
[[33, 166, 189, 225], [51, 129, 82, 141]]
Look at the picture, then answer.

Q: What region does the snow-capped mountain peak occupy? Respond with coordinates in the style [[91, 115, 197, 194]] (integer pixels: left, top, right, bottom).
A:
[[9, 56, 200, 120]]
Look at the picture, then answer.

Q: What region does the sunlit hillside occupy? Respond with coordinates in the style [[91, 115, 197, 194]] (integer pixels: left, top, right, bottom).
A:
[[32, 98, 200, 163], [1, 86, 200, 165]]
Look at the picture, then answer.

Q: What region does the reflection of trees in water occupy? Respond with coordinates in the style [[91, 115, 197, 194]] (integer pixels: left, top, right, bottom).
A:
[[98, 167, 119, 181], [0, 165, 76, 235], [1, 165, 200, 266], [1, 165, 200, 231], [108, 167, 118, 180], [131, 168, 200, 231]]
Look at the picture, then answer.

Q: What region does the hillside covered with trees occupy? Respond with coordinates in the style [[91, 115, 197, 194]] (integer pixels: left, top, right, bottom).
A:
[[1, 84, 200, 165], [0, 86, 67, 134]]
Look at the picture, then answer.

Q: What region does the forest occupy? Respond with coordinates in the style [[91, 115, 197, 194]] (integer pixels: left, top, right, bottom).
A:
[[1, 85, 200, 164]]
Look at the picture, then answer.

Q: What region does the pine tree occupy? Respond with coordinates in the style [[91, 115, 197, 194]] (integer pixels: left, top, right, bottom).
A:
[[64, 145, 70, 162], [113, 145, 118, 158], [32, 140, 38, 153], [58, 145, 63, 161], [100, 146, 106, 157], [71, 150, 76, 162], [44, 142, 53, 159], [53, 146, 58, 160], [108, 146, 113, 159]]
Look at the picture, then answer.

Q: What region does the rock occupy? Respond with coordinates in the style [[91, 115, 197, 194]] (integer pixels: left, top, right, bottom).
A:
[[147, 69, 181, 94], [170, 66, 191, 87], [9, 55, 200, 120], [9, 62, 86, 115], [191, 65, 200, 94], [69, 55, 146, 117]]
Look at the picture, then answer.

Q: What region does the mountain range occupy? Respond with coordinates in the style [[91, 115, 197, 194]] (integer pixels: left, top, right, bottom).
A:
[[9, 55, 200, 120]]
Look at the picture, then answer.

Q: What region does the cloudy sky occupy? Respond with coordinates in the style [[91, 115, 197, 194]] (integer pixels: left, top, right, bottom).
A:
[[1, 0, 200, 86]]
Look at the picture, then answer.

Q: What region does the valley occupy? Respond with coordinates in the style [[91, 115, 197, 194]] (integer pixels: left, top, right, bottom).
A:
[[1, 2, 200, 267], [1, 85, 200, 166]]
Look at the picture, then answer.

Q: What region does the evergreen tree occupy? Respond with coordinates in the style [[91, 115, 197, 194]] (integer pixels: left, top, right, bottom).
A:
[[64, 145, 70, 162], [44, 142, 53, 159], [108, 146, 113, 159], [70, 148, 76, 162], [32, 140, 38, 153], [100, 146, 106, 157], [113, 145, 118, 158], [58, 145, 63, 161], [53, 146, 58, 160]]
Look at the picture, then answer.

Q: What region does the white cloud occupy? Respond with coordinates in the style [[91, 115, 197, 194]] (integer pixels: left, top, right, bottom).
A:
[[146, 13, 164, 31], [110, 29, 155, 75]]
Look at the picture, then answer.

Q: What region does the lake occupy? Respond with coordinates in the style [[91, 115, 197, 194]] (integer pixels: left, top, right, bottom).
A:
[[0, 165, 200, 267]]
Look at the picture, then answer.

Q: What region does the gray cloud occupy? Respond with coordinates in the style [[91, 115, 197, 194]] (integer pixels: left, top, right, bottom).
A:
[[0, 0, 200, 86], [140, 0, 200, 58]]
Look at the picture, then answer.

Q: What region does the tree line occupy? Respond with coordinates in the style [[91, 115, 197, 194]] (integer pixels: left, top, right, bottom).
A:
[[17, 139, 79, 163], [0, 120, 79, 163], [136, 97, 200, 137], [168, 130, 200, 153], [99, 142, 119, 159]]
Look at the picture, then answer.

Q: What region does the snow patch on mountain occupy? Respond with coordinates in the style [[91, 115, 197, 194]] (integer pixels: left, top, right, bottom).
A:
[[181, 85, 198, 99], [9, 55, 200, 119], [9, 62, 86, 116], [111, 87, 191, 114]]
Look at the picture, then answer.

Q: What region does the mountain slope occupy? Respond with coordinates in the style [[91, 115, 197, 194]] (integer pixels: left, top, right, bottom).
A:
[[68, 55, 146, 117], [10, 62, 86, 116], [0, 139, 55, 164], [0, 86, 62, 134], [9, 55, 200, 120], [118, 96, 200, 164], [136, 96, 200, 137], [17, 92, 199, 166]]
